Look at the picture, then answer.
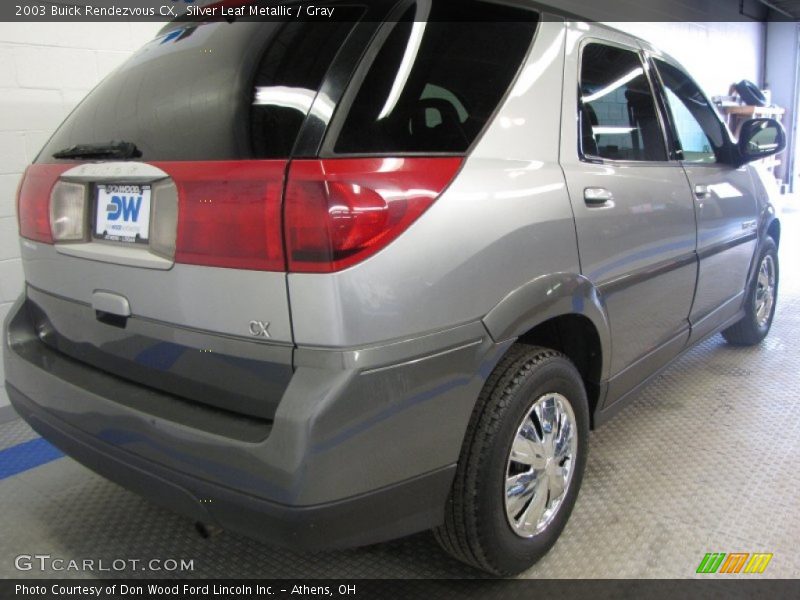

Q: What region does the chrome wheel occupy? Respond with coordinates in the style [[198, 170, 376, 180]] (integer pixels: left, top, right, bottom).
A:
[[755, 254, 776, 328], [504, 392, 578, 538]]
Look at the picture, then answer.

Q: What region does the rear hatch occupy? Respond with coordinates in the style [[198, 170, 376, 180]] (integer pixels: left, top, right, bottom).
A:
[[16, 7, 366, 420]]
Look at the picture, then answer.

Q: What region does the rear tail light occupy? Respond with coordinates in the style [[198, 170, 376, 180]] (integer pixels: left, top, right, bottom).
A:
[[156, 161, 286, 272], [50, 181, 86, 241], [284, 157, 462, 273], [16, 157, 461, 274], [17, 164, 74, 244]]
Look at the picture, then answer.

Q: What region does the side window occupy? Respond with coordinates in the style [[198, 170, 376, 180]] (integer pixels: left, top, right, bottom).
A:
[[654, 59, 727, 163], [333, 3, 538, 154], [580, 43, 666, 162]]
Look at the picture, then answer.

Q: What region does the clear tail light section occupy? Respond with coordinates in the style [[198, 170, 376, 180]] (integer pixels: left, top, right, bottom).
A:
[[50, 181, 86, 242], [17, 164, 74, 244], [284, 157, 463, 273], [148, 181, 179, 260]]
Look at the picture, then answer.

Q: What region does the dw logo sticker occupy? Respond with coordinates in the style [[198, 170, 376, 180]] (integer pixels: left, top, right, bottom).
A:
[[106, 195, 143, 222]]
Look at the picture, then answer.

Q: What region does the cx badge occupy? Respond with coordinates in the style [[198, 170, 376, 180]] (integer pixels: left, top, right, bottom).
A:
[[249, 321, 271, 338]]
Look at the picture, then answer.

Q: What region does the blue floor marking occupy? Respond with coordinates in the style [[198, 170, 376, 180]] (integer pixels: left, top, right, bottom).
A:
[[0, 438, 64, 480]]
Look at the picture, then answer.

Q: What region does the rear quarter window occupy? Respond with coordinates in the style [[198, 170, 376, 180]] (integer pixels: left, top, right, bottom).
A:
[[332, 2, 538, 155]]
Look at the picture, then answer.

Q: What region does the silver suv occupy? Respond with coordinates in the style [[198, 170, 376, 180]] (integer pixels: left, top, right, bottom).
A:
[[3, 1, 785, 576]]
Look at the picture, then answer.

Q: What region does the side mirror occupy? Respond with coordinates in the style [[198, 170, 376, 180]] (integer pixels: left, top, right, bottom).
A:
[[736, 118, 786, 165]]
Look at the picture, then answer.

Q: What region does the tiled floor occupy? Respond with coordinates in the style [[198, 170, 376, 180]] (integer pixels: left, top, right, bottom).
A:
[[1, 212, 798, 579]]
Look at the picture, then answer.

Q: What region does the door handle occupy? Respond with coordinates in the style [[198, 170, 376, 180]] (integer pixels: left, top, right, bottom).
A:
[[584, 187, 613, 206], [694, 184, 710, 199]]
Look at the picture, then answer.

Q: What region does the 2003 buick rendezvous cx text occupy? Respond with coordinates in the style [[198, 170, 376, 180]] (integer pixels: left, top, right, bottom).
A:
[[3, 0, 785, 575]]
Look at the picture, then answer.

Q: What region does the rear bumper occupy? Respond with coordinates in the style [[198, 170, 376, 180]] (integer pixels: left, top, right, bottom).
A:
[[7, 383, 454, 549], [4, 292, 508, 549]]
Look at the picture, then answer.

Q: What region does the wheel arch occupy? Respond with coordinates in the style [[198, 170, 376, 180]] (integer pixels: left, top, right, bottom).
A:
[[766, 216, 780, 247], [482, 273, 610, 416], [746, 214, 781, 292]]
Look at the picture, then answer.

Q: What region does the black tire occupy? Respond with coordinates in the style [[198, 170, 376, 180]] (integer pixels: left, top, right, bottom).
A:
[[722, 237, 779, 346], [434, 344, 589, 576]]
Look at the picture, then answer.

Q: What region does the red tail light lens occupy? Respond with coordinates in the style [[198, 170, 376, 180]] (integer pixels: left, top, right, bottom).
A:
[[17, 164, 74, 244], [285, 157, 462, 273], [16, 157, 460, 274], [156, 161, 287, 272]]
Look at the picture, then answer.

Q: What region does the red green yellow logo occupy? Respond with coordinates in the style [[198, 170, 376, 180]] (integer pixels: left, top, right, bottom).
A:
[[696, 552, 773, 574]]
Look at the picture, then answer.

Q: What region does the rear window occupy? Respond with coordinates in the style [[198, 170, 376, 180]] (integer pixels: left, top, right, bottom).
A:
[[37, 17, 359, 163], [332, 2, 538, 155]]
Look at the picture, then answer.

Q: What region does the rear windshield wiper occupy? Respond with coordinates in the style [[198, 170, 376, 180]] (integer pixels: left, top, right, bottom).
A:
[[52, 141, 142, 160]]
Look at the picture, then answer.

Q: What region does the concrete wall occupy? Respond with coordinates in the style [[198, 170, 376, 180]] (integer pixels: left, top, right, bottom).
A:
[[0, 23, 162, 408]]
